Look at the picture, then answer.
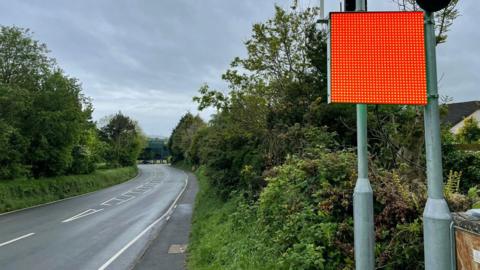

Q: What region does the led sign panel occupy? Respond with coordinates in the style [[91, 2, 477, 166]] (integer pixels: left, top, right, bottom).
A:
[[328, 12, 427, 105]]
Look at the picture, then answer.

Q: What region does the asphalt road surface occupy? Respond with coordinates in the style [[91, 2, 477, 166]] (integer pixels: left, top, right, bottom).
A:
[[0, 164, 189, 270]]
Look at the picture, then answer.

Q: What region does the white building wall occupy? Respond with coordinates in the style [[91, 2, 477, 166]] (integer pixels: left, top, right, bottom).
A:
[[450, 109, 480, 134]]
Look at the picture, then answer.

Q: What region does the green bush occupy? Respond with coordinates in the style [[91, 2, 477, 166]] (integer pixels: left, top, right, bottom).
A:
[[442, 128, 480, 192], [189, 150, 431, 270]]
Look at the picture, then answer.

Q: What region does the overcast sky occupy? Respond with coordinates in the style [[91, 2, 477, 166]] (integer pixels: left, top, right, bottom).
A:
[[0, 1, 478, 136]]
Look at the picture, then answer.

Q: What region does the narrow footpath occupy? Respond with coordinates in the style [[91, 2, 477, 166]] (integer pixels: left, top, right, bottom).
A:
[[134, 170, 198, 270]]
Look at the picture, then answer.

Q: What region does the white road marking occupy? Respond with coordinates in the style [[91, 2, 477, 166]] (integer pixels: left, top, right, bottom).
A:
[[98, 173, 189, 270], [74, 166, 164, 218], [101, 198, 124, 206], [134, 184, 146, 190], [115, 193, 136, 205], [127, 189, 144, 194], [62, 208, 104, 223], [0, 233, 35, 248], [142, 183, 156, 189]]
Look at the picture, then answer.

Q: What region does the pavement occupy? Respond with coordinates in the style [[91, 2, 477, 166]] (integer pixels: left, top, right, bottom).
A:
[[134, 170, 198, 270], [0, 164, 195, 270]]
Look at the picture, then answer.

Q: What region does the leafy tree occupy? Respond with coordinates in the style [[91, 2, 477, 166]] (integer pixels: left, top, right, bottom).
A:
[[394, 0, 459, 44], [0, 120, 27, 179], [0, 26, 94, 178], [70, 126, 106, 174], [100, 112, 146, 167], [168, 113, 205, 162], [194, 5, 355, 168], [0, 26, 53, 89], [0, 25, 149, 179], [26, 71, 93, 177]]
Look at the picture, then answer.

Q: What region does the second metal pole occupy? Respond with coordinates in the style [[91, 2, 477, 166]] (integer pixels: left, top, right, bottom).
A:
[[422, 11, 453, 270], [354, 104, 375, 270], [353, 2, 374, 269]]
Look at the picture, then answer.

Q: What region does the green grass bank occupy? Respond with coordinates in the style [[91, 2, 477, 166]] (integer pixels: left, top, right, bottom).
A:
[[0, 166, 138, 213], [187, 166, 276, 270]]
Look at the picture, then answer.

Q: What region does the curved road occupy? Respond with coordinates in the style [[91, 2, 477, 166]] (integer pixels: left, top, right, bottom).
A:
[[0, 164, 189, 270]]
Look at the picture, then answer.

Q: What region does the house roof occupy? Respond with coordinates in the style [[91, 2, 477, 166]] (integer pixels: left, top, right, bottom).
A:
[[444, 101, 480, 125]]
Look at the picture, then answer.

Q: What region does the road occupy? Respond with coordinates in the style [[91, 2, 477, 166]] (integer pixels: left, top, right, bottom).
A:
[[0, 164, 189, 270]]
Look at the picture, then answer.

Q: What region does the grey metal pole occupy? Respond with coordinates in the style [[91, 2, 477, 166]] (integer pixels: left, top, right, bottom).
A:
[[320, 0, 324, 19], [354, 105, 375, 270], [422, 11, 453, 270], [353, 1, 375, 269]]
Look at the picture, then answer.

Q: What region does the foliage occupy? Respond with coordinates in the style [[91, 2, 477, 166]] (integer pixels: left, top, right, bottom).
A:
[[99, 112, 147, 167], [0, 26, 145, 181], [0, 26, 97, 178], [168, 113, 206, 163], [189, 151, 429, 270], [188, 167, 277, 270], [176, 3, 467, 270], [0, 120, 27, 179], [70, 127, 106, 174], [444, 170, 462, 198], [442, 128, 480, 192], [394, 0, 459, 44], [0, 26, 53, 89], [457, 117, 480, 144], [368, 105, 426, 171], [26, 71, 93, 177], [0, 166, 137, 213], [139, 137, 170, 161], [468, 187, 480, 209]]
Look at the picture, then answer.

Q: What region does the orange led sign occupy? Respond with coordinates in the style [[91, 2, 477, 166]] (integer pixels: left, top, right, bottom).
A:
[[328, 12, 427, 105]]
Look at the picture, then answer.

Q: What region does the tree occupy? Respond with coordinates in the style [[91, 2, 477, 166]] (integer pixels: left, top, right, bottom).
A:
[[168, 113, 205, 163], [139, 138, 170, 161], [70, 125, 106, 174], [100, 112, 146, 167], [0, 26, 94, 178], [194, 6, 356, 167], [0, 120, 27, 179], [25, 71, 93, 177], [0, 26, 53, 89], [394, 0, 459, 44]]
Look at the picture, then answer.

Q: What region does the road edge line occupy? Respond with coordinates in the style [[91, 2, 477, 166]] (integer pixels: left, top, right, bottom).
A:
[[97, 171, 190, 270]]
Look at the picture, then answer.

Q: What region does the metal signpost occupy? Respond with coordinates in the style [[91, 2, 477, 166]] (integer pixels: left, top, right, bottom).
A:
[[422, 9, 454, 270], [352, 1, 375, 269], [328, 0, 454, 268]]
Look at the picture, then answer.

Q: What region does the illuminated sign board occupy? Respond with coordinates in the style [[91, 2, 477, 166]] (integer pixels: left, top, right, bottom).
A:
[[328, 12, 427, 105]]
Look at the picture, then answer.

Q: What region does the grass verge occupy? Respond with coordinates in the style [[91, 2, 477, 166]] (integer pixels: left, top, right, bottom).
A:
[[187, 166, 276, 270], [0, 166, 138, 213]]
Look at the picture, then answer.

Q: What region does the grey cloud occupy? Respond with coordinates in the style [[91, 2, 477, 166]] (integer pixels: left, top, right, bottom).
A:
[[0, 0, 477, 135]]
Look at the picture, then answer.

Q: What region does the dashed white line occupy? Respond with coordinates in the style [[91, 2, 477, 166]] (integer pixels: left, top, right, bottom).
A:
[[101, 198, 124, 206], [115, 193, 136, 205], [0, 233, 35, 248]]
